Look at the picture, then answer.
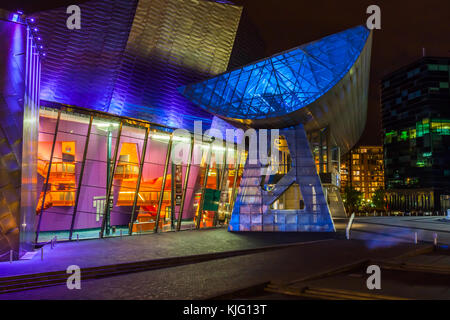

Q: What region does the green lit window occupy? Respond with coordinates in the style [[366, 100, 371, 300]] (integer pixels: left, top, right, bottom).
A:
[[385, 131, 397, 144], [399, 130, 408, 141], [440, 82, 449, 89], [431, 119, 450, 135], [438, 65, 449, 71], [428, 64, 438, 71], [416, 119, 430, 137]]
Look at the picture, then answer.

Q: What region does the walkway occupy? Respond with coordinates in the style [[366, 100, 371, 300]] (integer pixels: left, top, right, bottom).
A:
[[0, 227, 335, 277]]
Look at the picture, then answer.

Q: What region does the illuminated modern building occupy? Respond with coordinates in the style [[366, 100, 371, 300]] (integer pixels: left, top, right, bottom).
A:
[[181, 25, 373, 231], [340, 146, 384, 200], [381, 57, 450, 213], [0, 1, 373, 260], [0, 0, 246, 260]]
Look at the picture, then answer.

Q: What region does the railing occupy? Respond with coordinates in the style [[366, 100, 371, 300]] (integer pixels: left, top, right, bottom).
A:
[[353, 211, 447, 217], [0, 236, 58, 263], [114, 163, 139, 180], [38, 159, 76, 179]]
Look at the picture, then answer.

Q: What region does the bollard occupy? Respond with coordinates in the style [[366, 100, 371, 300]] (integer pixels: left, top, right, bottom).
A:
[[99, 231, 101, 238], [51, 238, 53, 249], [414, 232, 418, 244], [9, 250, 13, 263], [433, 233, 438, 246], [77, 234, 79, 242], [41, 247, 44, 260], [120, 230, 123, 238], [55, 236, 57, 246]]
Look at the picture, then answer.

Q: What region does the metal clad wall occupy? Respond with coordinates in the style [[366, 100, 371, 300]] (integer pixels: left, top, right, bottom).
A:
[[35, 0, 138, 111], [19, 26, 41, 255], [0, 20, 32, 260], [36, 0, 241, 131], [108, 0, 242, 130]]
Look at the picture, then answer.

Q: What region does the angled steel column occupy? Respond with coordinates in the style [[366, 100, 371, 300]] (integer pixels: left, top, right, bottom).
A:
[[69, 115, 93, 240], [170, 162, 175, 229], [196, 144, 212, 229], [229, 149, 241, 211], [154, 135, 173, 233], [176, 137, 194, 231], [35, 110, 61, 243], [129, 126, 149, 235], [100, 121, 123, 238]]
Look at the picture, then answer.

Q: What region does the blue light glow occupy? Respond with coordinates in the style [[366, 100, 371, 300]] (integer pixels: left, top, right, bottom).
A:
[[179, 25, 369, 120]]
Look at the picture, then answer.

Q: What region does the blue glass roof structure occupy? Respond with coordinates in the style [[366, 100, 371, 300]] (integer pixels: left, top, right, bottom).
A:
[[179, 25, 370, 120]]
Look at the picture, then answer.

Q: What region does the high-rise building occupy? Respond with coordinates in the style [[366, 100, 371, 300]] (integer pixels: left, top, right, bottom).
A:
[[340, 146, 384, 200], [381, 56, 450, 213]]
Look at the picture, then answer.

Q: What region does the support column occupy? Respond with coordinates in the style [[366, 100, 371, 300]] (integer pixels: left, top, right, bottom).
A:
[[176, 137, 194, 231], [100, 121, 122, 238], [230, 124, 335, 232], [69, 115, 93, 240]]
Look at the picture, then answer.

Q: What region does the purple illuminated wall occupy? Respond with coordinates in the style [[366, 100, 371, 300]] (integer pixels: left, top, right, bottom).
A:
[[34, 0, 242, 132], [0, 16, 40, 260]]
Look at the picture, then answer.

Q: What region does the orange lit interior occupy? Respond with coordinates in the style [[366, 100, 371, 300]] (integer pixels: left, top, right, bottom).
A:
[[37, 141, 76, 214]]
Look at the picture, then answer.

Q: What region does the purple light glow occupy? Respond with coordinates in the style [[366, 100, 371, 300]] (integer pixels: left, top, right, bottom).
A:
[[30, 18, 35, 23], [33, 27, 38, 32], [17, 10, 23, 15]]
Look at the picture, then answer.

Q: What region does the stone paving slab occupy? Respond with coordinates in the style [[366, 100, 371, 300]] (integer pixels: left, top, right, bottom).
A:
[[0, 228, 336, 277], [0, 239, 421, 300]]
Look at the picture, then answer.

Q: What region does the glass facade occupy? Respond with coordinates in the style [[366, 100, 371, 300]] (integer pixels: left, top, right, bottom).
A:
[[381, 57, 450, 212], [35, 106, 244, 243]]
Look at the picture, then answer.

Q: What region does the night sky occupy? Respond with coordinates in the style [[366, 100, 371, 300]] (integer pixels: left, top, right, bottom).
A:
[[4, 0, 450, 145], [233, 0, 450, 145]]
